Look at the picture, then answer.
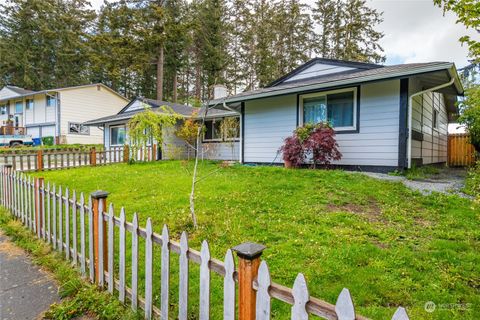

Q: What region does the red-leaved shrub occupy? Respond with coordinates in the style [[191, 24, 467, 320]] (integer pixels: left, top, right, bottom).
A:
[[279, 123, 342, 168]]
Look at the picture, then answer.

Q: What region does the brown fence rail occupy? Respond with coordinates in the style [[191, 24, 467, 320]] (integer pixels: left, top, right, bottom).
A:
[[0, 166, 410, 320], [448, 134, 476, 167], [0, 145, 158, 171]]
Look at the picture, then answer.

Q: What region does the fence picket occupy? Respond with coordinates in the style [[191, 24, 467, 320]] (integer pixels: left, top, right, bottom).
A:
[[72, 190, 78, 265], [291, 273, 309, 320], [161, 224, 170, 320], [256, 261, 271, 320], [131, 213, 139, 311], [391, 307, 409, 320], [145, 218, 153, 320], [97, 199, 105, 286], [119, 208, 126, 303], [46, 182, 51, 243], [28, 176, 32, 230], [41, 179, 45, 239], [52, 185, 57, 250], [65, 188, 70, 260], [223, 249, 235, 320], [80, 193, 86, 275], [107, 204, 115, 293], [58, 186, 63, 253], [88, 196, 94, 282], [199, 240, 211, 320], [335, 288, 355, 320], [179, 231, 188, 320]]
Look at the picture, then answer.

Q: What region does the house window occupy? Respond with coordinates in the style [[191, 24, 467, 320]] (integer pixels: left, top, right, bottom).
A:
[[26, 99, 33, 110], [0, 104, 7, 115], [204, 119, 222, 141], [223, 117, 240, 140], [69, 122, 90, 135], [300, 88, 357, 131], [433, 109, 439, 129], [46, 96, 56, 107], [110, 125, 126, 146], [15, 101, 23, 114]]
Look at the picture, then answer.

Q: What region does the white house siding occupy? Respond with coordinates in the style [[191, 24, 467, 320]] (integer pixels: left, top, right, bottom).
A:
[[244, 79, 401, 167], [59, 85, 127, 144], [409, 78, 448, 165]]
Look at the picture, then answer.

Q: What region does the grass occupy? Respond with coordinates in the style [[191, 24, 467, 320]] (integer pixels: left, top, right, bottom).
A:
[[0, 209, 142, 320], [30, 160, 480, 319], [402, 164, 441, 180]]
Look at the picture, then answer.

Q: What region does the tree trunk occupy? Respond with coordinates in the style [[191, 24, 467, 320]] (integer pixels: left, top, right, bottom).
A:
[[173, 70, 178, 102], [156, 45, 164, 101], [195, 62, 201, 100]]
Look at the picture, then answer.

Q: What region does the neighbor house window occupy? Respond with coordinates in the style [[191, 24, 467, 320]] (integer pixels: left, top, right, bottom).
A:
[[223, 117, 240, 141], [300, 88, 357, 131], [46, 96, 56, 107], [433, 109, 439, 129], [110, 125, 126, 146], [15, 101, 23, 114], [26, 99, 33, 110], [69, 122, 90, 135], [0, 104, 7, 115], [203, 119, 222, 141]]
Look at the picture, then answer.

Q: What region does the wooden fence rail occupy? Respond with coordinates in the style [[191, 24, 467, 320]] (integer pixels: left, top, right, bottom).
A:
[[0, 166, 410, 320], [0, 145, 157, 172]]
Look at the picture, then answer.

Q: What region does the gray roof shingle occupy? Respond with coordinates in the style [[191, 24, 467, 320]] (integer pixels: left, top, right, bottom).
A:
[[210, 62, 461, 105], [84, 98, 237, 126]]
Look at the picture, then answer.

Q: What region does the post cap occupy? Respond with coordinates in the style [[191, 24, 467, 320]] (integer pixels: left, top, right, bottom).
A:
[[90, 190, 109, 199], [232, 242, 266, 260]]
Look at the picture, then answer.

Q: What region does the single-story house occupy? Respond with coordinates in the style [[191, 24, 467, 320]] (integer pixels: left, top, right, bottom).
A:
[[209, 58, 464, 172], [83, 97, 240, 161], [0, 84, 128, 144]]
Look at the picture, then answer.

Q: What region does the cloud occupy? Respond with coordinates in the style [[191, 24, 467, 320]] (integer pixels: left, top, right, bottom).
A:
[[366, 0, 478, 67]]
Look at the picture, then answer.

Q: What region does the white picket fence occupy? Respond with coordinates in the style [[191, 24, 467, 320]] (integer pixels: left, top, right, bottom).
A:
[[0, 166, 410, 320]]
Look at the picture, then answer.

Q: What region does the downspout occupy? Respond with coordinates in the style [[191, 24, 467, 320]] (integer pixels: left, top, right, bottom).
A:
[[407, 77, 455, 168]]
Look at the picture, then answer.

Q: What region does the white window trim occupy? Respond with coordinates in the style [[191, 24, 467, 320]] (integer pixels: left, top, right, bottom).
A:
[[299, 87, 357, 131], [110, 124, 127, 146], [68, 122, 90, 135], [203, 119, 223, 142]]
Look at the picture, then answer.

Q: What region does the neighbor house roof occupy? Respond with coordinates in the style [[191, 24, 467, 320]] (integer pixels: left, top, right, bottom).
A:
[[83, 97, 238, 126], [4, 85, 35, 95], [209, 61, 463, 106], [0, 83, 127, 103]]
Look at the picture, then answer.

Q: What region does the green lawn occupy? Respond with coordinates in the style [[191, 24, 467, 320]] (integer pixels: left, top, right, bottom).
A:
[[32, 161, 480, 319]]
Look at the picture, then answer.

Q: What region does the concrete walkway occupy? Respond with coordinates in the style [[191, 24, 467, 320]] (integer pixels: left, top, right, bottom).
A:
[[0, 230, 59, 320]]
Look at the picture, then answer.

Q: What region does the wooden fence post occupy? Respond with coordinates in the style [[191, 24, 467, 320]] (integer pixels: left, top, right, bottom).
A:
[[35, 177, 44, 238], [233, 242, 266, 320], [123, 145, 130, 163], [91, 190, 108, 283], [37, 150, 43, 171], [90, 147, 97, 167]]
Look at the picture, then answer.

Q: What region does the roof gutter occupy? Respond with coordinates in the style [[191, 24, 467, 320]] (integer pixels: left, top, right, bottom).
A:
[[407, 77, 455, 169]]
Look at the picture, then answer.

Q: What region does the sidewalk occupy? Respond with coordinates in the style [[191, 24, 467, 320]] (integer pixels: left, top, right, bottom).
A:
[[0, 230, 59, 320]]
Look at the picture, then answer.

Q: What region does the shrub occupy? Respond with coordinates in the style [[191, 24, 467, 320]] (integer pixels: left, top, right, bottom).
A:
[[465, 161, 480, 199], [41, 136, 54, 146], [279, 123, 342, 168]]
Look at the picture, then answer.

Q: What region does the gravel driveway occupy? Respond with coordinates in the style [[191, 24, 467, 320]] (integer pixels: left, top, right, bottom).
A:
[[360, 168, 472, 198]]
